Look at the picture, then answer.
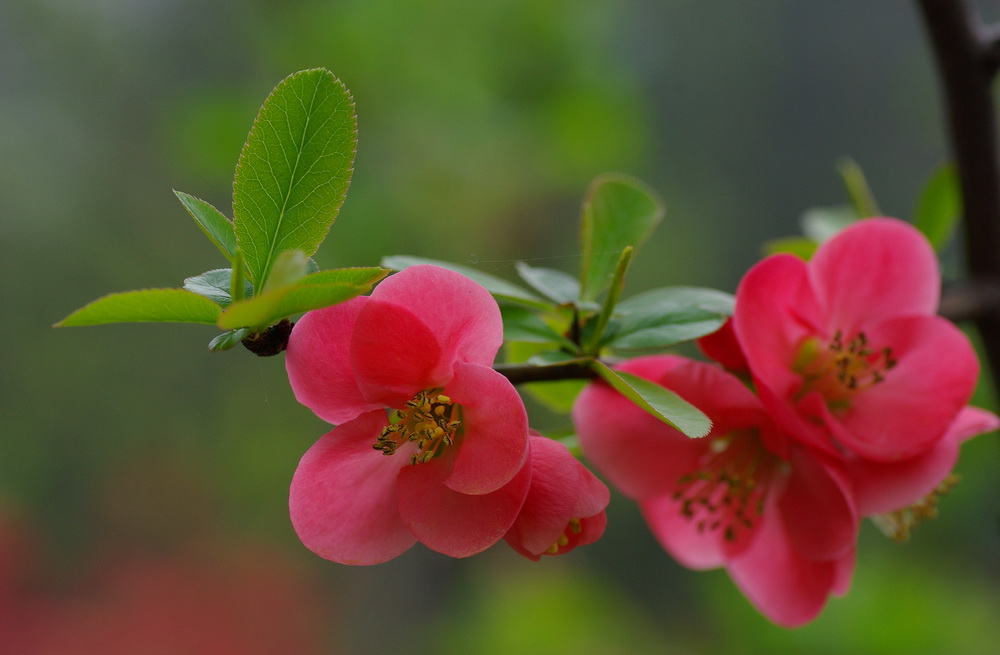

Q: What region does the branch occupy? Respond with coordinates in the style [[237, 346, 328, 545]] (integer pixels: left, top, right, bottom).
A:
[[493, 361, 597, 385], [915, 0, 1000, 384]]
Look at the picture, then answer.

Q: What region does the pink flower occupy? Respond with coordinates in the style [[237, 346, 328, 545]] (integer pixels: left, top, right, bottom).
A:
[[504, 435, 610, 561], [285, 265, 531, 564], [733, 218, 979, 462], [573, 355, 856, 627]]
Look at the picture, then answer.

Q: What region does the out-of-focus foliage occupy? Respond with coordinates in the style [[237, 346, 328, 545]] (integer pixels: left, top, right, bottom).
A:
[[4, 0, 999, 652]]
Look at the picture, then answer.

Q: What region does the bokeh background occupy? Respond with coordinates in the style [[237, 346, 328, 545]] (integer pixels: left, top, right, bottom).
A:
[[4, 1, 1000, 653]]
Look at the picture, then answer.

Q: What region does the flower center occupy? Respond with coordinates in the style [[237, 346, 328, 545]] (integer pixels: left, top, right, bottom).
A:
[[374, 389, 463, 465], [672, 430, 778, 542], [794, 330, 897, 410]]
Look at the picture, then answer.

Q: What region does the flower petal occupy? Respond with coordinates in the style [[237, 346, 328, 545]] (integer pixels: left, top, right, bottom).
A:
[[504, 436, 610, 558], [286, 298, 384, 425], [697, 318, 748, 372], [397, 453, 531, 558], [810, 218, 940, 331], [728, 493, 849, 628], [641, 494, 725, 570], [850, 406, 999, 515], [778, 446, 857, 561], [289, 412, 416, 565], [443, 362, 529, 495], [829, 315, 978, 461], [573, 356, 707, 499]]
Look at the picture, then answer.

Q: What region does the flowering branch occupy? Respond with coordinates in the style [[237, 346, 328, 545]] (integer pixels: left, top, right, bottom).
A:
[[915, 0, 1000, 382]]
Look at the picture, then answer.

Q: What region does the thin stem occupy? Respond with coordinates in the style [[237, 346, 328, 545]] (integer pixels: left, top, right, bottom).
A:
[[494, 361, 597, 385], [915, 0, 1000, 386]]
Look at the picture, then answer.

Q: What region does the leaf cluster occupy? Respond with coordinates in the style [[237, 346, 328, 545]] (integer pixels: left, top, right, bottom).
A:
[[56, 69, 388, 351]]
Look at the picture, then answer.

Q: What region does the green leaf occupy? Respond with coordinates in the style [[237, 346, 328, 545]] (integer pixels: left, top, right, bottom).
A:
[[800, 206, 857, 243], [183, 269, 253, 308], [233, 69, 357, 287], [579, 174, 664, 302], [209, 328, 252, 351], [174, 190, 238, 261], [382, 255, 552, 310], [514, 262, 580, 305], [583, 246, 633, 354], [914, 163, 962, 251], [604, 308, 727, 351], [500, 306, 575, 348], [837, 158, 880, 218], [591, 360, 711, 438], [216, 267, 387, 330], [616, 286, 735, 316], [56, 289, 221, 327]]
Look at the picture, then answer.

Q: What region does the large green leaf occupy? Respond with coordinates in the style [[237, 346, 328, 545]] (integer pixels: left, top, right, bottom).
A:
[[56, 289, 221, 327], [174, 191, 238, 261], [233, 69, 357, 287], [217, 267, 387, 330], [914, 163, 961, 252], [382, 255, 552, 310], [500, 306, 575, 348], [591, 360, 711, 438], [579, 174, 664, 302]]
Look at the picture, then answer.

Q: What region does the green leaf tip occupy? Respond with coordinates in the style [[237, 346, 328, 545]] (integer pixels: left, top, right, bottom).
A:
[[56, 289, 222, 327], [591, 360, 711, 438], [174, 190, 238, 261], [233, 68, 358, 288]]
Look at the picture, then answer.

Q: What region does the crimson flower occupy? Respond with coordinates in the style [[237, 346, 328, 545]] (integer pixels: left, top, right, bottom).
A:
[[734, 218, 979, 463], [573, 355, 856, 627], [285, 265, 531, 564], [504, 435, 610, 561]]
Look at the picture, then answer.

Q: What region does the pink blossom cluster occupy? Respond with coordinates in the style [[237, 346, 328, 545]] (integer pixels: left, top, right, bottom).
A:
[[285, 265, 608, 565], [574, 218, 997, 626]]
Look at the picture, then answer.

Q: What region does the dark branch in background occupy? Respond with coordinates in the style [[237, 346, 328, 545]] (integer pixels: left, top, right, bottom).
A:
[[916, 0, 1000, 388], [494, 361, 597, 385]]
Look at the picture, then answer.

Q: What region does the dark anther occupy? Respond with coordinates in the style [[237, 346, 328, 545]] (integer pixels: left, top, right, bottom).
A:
[[241, 319, 294, 356]]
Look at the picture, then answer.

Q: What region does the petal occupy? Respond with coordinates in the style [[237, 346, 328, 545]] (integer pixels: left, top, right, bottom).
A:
[[734, 254, 825, 404], [289, 412, 416, 565], [443, 362, 529, 495], [850, 406, 999, 515], [641, 494, 725, 570], [696, 318, 748, 372], [573, 356, 707, 499], [727, 493, 847, 628], [397, 453, 531, 558], [829, 315, 978, 460], [504, 436, 610, 558], [810, 218, 940, 331], [777, 446, 857, 561], [351, 299, 446, 407], [286, 298, 384, 425]]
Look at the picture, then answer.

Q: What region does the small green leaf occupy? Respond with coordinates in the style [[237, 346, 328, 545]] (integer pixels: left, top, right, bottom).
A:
[[262, 250, 308, 293], [183, 269, 253, 308], [382, 255, 552, 310], [914, 163, 962, 251], [174, 190, 238, 261], [500, 306, 575, 348], [837, 158, 880, 218], [233, 69, 357, 287], [209, 328, 252, 351], [591, 360, 711, 438], [56, 289, 221, 327], [216, 267, 386, 330], [800, 206, 858, 243], [514, 262, 581, 305], [583, 246, 633, 354], [579, 174, 664, 302]]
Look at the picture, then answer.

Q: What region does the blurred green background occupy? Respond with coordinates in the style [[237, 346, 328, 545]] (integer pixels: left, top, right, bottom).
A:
[[4, 1, 1000, 653]]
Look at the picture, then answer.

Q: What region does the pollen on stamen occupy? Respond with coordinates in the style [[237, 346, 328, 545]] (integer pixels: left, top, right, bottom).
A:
[[373, 389, 463, 463]]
